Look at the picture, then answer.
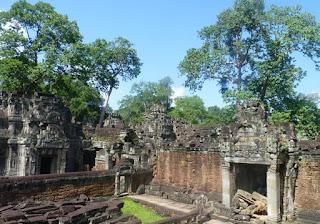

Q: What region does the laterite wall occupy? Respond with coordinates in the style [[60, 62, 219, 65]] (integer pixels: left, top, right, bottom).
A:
[[153, 151, 222, 194], [0, 171, 115, 205], [295, 154, 320, 222]]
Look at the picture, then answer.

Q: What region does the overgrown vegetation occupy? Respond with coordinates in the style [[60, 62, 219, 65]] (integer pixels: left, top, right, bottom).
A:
[[1, 0, 320, 139], [121, 198, 167, 223], [0, 0, 141, 123], [178, 0, 320, 139]]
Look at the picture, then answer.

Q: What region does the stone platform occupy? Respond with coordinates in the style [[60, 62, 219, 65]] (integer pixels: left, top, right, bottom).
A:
[[128, 194, 196, 216], [128, 194, 233, 223]]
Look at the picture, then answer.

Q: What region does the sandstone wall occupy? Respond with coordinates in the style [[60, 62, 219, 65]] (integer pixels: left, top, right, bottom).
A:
[[0, 171, 115, 206], [294, 153, 320, 222], [153, 151, 222, 194]]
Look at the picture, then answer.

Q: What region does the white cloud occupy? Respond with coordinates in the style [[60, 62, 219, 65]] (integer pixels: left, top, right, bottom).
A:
[[171, 87, 185, 106]]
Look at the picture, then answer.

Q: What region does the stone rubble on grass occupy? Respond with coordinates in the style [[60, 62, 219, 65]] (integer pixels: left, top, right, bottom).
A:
[[0, 194, 141, 224]]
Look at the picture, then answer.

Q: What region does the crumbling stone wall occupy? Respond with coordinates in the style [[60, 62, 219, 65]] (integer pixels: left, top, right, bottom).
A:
[[0, 171, 115, 206], [294, 141, 320, 223], [0, 168, 153, 206], [0, 92, 83, 176]]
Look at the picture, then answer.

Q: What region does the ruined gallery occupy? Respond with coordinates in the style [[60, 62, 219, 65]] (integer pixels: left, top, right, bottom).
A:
[[0, 92, 319, 223]]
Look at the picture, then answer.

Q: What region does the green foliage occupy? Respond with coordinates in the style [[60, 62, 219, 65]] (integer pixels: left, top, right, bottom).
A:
[[179, 0, 320, 108], [118, 77, 173, 124], [87, 38, 142, 127], [121, 198, 167, 223], [202, 105, 236, 125], [0, 0, 82, 93], [169, 96, 207, 124], [88, 38, 142, 93], [0, 0, 103, 123], [0, 1, 142, 124], [179, 0, 265, 98], [270, 93, 320, 139], [46, 75, 102, 123]]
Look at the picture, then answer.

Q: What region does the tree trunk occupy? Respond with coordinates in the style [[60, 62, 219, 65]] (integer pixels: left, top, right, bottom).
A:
[[236, 65, 242, 111], [98, 87, 113, 128], [260, 75, 270, 102]]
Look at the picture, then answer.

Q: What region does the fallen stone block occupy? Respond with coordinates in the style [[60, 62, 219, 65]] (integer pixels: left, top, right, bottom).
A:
[[21, 204, 56, 213], [252, 201, 267, 215], [0, 205, 13, 212], [252, 192, 267, 204], [1, 209, 25, 221], [27, 214, 47, 223], [59, 205, 76, 215], [237, 189, 255, 205]]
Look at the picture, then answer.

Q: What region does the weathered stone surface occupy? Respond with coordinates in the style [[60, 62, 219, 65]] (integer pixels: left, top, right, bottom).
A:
[[232, 189, 267, 222], [2, 92, 320, 224], [1, 209, 25, 221], [0, 196, 125, 224], [0, 91, 83, 177]]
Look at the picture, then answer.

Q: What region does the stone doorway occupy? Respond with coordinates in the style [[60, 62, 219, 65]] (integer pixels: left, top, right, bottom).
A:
[[234, 163, 267, 196], [223, 163, 281, 222], [83, 150, 96, 171], [40, 156, 56, 174]]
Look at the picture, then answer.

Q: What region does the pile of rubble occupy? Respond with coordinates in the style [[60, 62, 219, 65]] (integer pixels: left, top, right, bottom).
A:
[[0, 194, 140, 224], [232, 189, 267, 223]]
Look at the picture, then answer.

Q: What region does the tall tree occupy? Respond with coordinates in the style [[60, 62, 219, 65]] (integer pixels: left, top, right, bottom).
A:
[[179, 0, 265, 105], [118, 77, 173, 124], [179, 0, 320, 108], [0, 0, 104, 123], [247, 4, 320, 106], [0, 0, 82, 93], [169, 96, 207, 124], [88, 38, 142, 127]]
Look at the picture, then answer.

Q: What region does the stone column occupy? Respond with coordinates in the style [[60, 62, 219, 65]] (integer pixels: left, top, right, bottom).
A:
[[114, 171, 120, 196], [17, 143, 26, 176], [105, 149, 112, 170], [222, 162, 232, 207], [267, 164, 281, 223]]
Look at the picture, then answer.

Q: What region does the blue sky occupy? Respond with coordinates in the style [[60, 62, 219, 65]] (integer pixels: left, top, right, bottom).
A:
[[1, 0, 320, 109]]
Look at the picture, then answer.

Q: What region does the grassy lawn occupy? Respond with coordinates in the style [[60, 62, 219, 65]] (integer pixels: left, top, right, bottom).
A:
[[121, 197, 167, 223]]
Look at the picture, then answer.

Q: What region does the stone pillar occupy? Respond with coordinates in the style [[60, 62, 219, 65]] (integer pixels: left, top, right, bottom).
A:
[[222, 162, 232, 207], [17, 143, 26, 176], [267, 164, 281, 223], [114, 171, 120, 196], [282, 156, 298, 221], [127, 174, 133, 194], [105, 149, 112, 170]]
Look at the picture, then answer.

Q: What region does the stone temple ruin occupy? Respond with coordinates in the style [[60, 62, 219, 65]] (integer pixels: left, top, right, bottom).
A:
[[0, 92, 83, 176], [0, 92, 320, 223]]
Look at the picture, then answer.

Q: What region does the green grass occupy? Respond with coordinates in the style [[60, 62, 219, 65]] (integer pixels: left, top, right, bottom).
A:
[[121, 197, 167, 223]]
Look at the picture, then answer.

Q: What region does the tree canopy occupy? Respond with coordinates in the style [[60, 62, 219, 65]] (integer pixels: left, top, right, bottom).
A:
[[0, 0, 141, 123], [179, 0, 320, 107], [0, 0, 82, 93], [169, 96, 207, 124], [118, 77, 173, 124], [269, 93, 320, 139], [87, 38, 142, 127]]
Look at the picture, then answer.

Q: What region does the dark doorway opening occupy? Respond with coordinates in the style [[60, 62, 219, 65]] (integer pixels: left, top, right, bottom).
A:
[[234, 163, 267, 196], [40, 156, 53, 174], [83, 150, 96, 171]]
